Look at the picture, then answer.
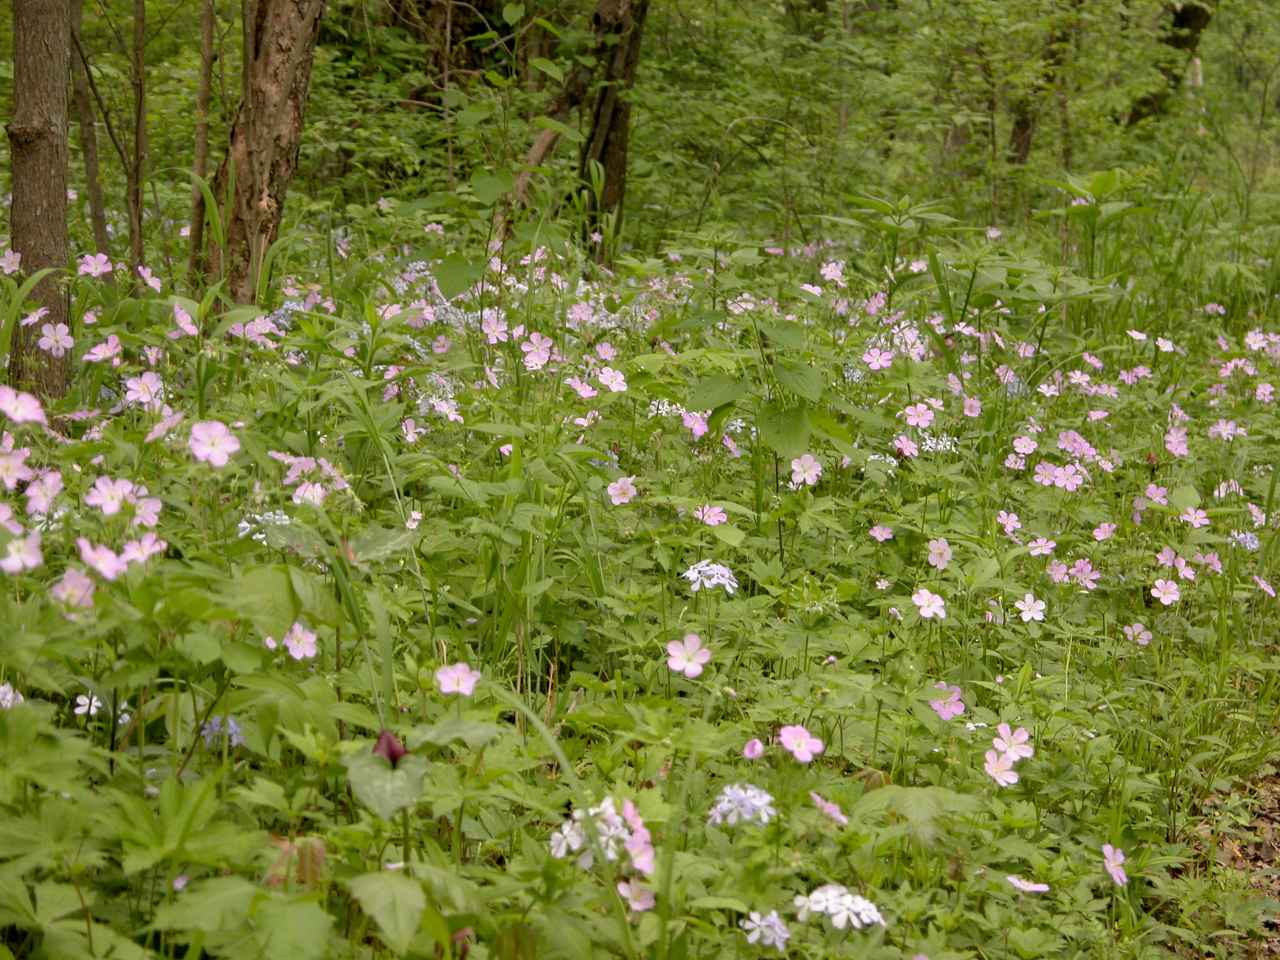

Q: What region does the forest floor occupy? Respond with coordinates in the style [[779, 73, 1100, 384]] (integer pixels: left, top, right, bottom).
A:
[[1203, 772, 1280, 957]]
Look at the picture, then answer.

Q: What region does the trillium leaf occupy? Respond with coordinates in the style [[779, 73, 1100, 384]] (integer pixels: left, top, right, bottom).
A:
[[348, 872, 425, 955], [345, 753, 429, 821]]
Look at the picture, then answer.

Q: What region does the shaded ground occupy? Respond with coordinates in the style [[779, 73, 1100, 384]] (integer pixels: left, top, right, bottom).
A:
[[1205, 773, 1280, 957]]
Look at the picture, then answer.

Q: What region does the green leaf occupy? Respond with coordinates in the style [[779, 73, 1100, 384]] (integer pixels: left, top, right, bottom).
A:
[[151, 877, 258, 934], [502, 3, 525, 24], [470, 168, 514, 206], [1169, 485, 1200, 511], [756, 402, 810, 458], [712, 524, 745, 547], [409, 716, 504, 750], [251, 896, 332, 959], [344, 752, 429, 820], [434, 255, 482, 300], [688, 375, 748, 411], [758, 320, 806, 349], [530, 57, 564, 83], [852, 785, 981, 843], [774, 359, 824, 402], [532, 114, 583, 144], [348, 872, 425, 955], [224, 565, 298, 639]]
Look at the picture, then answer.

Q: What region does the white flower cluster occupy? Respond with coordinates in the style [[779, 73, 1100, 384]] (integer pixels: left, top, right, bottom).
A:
[[707, 784, 776, 827], [919, 432, 959, 454], [682, 560, 739, 595], [548, 797, 654, 877], [793, 884, 886, 930], [740, 910, 790, 951], [236, 510, 292, 543]]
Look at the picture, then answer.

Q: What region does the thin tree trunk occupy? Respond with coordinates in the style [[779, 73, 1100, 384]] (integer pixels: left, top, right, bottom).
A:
[[577, 0, 649, 258], [7, 0, 71, 398], [209, 0, 326, 303], [128, 0, 146, 276], [1127, 1, 1215, 126], [70, 0, 110, 257], [188, 0, 215, 282]]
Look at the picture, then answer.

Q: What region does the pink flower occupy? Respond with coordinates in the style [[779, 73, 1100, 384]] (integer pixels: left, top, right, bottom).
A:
[[742, 738, 764, 759], [1013, 593, 1045, 623], [694, 505, 728, 526], [188, 421, 240, 468], [1093, 522, 1116, 541], [0, 531, 42, 574], [436, 662, 481, 696], [1006, 875, 1049, 893], [984, 750, 1018, 787], [869, 525, 893, 542], [1124, 622, 1153, 646], [598, 367, 627, 392], [1102, 844, 1128, 886], [1151, 579, 1180, 605], [682, 410, 709, 439], [125, 372, 165, 409], [617, 881, 655, 912], [1028, 537, 1055, 557], [0, 386, 46, 424], [997, 510, 1021, 535], [1255, 576, 1277, 599], [1164, 426, 1188, 458], [863, 347, 894, 370], [778, 724, 824, 763], [790, 453, 821, 487], [1180, 507, 1209, 529], [894, 434, 918, 457], [912, 588, 946, 620], [607, 476, 637, 505], [903, 403, 934, 428], [809, 791, 848, 826], [52, 568, 95, 608], [666, 633, 711, 678], [77, 538, 128, 580], [282, 621, 317, 660], [84, 476, 135, 516], [78, 252, 113, 277], [963, 396, 982, 417], [929, 682, 964, 720], [37, 323, 73, 357], [992, 723, 1033, 761], [926, 538, 952, 570]]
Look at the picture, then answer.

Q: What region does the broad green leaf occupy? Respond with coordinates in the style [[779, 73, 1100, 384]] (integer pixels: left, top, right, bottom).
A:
[[349, 872, 425, 955], [688, 374, 748, 411], [434, 255, 482, 300], [410, 716, 503, 750], [502, 3, 525, 24], [774, 359, 824, 402], [345, 752, 429, 820], [756, 402, 810, 458], [529, 57, 564, 83]]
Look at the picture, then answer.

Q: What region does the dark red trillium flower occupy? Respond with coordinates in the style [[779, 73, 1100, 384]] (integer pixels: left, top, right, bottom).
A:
[[372, 729, 409, 769]]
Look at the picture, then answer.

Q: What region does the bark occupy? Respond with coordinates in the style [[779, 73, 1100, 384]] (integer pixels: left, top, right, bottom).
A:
[[7, 0, 71, 398], [577, 0, 649, 257], [209, 0, 327, 303], [188, 0, 216, 282], [128, 0, 146, 275], [1127, 1, 1215, 127], [70, 0, 110, 257]]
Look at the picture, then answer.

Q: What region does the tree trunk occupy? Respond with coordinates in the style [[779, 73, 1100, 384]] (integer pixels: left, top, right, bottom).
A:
[[70, 0, 110, 258], [128, 0, 146, 276], [1126, 1, 1215, 127], [210, 0, 326, 304], [577, 0, 649, 259], [188, 0, 216, 282], [7, 0, 71, 399]]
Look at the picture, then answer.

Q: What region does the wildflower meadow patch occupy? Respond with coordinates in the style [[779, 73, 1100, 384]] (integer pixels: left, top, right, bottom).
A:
[[1, 194, 1279, 958]]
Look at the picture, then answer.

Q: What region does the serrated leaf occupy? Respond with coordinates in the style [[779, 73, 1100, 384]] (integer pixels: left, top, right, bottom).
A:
[[471, 168, 514, 206], [434, 255, 482, 300], [349, 872, 425, 955], [756, 402, 810, 458], [688, 895, 750, 913], [151, 877, 258, 934], [774, 359, 824, 402], [688, 375, 748, 411]]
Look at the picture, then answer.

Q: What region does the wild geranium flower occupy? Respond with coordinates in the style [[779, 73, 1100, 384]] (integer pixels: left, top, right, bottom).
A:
[[77, 538, 127, 580], [693, 504, 727, 526], [1180, 507, 1209, 528], [598, 367, 627, 392], [0, 532, 41, 574], [1165, 426, 1189, 457], [894, 434, 919, 457], [912, 588, 946, 619], [809, 791, 848, 826], [1028, 537, 1056, 556], [984, 749, 1019, 787], [617, 881, 655, 912], [189, 421, 240, 468], [1124, 622, 1153, 646], [708, 784, 776, 826], [78, 252, 113, 277], [607, 476, 636, 505], [682, 559, 738, 594], [1255, 576, 1276, 599], [869, 524, 894, 542], [1151, 579, 1180, 605], [778, 724, 824, 762], [37, 323, 73, 357], [1013, 593, 1046, 622], [927, 538, 952, 570], [667, 633, 711, 678], [742, 738, 764, 759], [275, 621, 317, 660], [740, 911, 789, 951], [1093, 522, 1116, 541], [1007, 875, 1050, 893], [863, 347, 893, 370], [790, 453, 821, 487], [436, 662, 481, 695], [52, 568, 95, 608], [124, 371, 165, 408], [1102, 844, 1128, 886], [0, 386, 46, 424], [929, 682, 964, 720], [0, 250, 20, 274], [903, 403, 934, 428], [992, 724, 1033, 760]]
